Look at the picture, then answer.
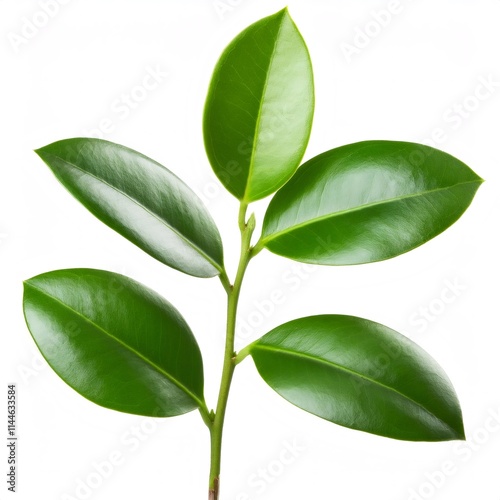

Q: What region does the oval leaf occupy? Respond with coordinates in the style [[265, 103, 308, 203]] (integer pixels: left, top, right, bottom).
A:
[[249, 315, 464, 441], [23, 269, 205, 417], [203, 8, 314, 202], [35, 138, 224, 278], [259, 141, 483, 264]]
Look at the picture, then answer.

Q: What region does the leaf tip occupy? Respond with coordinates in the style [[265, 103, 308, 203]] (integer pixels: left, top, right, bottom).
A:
[[22, 277, 36, 292], [446, 414, 466, 441], [34, 145, 50, 161], [455, 422, 466, 441], [275, 6, 291, 20], [22, 279, 34, 303]]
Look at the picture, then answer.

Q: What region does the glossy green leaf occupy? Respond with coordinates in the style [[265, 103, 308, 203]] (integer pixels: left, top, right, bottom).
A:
[[35, 138, 224, 278], [23, 269, 205, 417], [248, 315, 464, 441], [258, 141, 483, 264], [203, 8, 314, 202]]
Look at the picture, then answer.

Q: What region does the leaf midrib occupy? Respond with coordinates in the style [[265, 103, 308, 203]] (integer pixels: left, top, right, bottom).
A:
[[252, 342, 455, 433], [262, 179, 481, 244], [243, 12, 286, 202], [40, 149, 222, 274], [25, 281, 204, 409]]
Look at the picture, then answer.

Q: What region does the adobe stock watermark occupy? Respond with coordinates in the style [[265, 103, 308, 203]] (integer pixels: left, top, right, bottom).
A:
[[60, 414, 164, 499], [233, 438, 306, 499], [7, 0, 72, 54], [19, 267, 128, 385], [198, 103, 293, 206], [83, 65, 169, 139], [234, 234, 346, 345], [417, 74, 500, 150], [235, 262, 317, 344], [347, 278, 465, 393], [407, 406, 500, 500], [17, 351, 47, 385], [17, 320, 82, 384], [408, 277, 467, 334], [340, 0, 414, 64], [213, 0, 247, 21]]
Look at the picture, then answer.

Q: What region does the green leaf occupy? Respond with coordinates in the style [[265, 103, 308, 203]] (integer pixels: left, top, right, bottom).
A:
[[23, 268, 205, 417], [258, 141, 483, 264], [35, 138, 224, 278], [248, 315, 464, 441], [203, 8, 314, 202]]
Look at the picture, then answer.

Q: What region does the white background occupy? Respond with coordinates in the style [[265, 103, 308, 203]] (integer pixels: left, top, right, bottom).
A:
[[1, 1, 499, 499]]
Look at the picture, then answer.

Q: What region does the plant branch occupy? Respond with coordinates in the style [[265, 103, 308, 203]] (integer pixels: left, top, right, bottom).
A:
[[208, 202, 255, 499], [218, 269, 232, 295], [249, 238, 264, 258], [199, 405, 213, 429], [233, 343, 252, 365]]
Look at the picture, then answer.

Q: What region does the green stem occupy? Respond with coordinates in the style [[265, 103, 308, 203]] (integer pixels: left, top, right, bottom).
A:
[[208, 202, 254, 499]]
